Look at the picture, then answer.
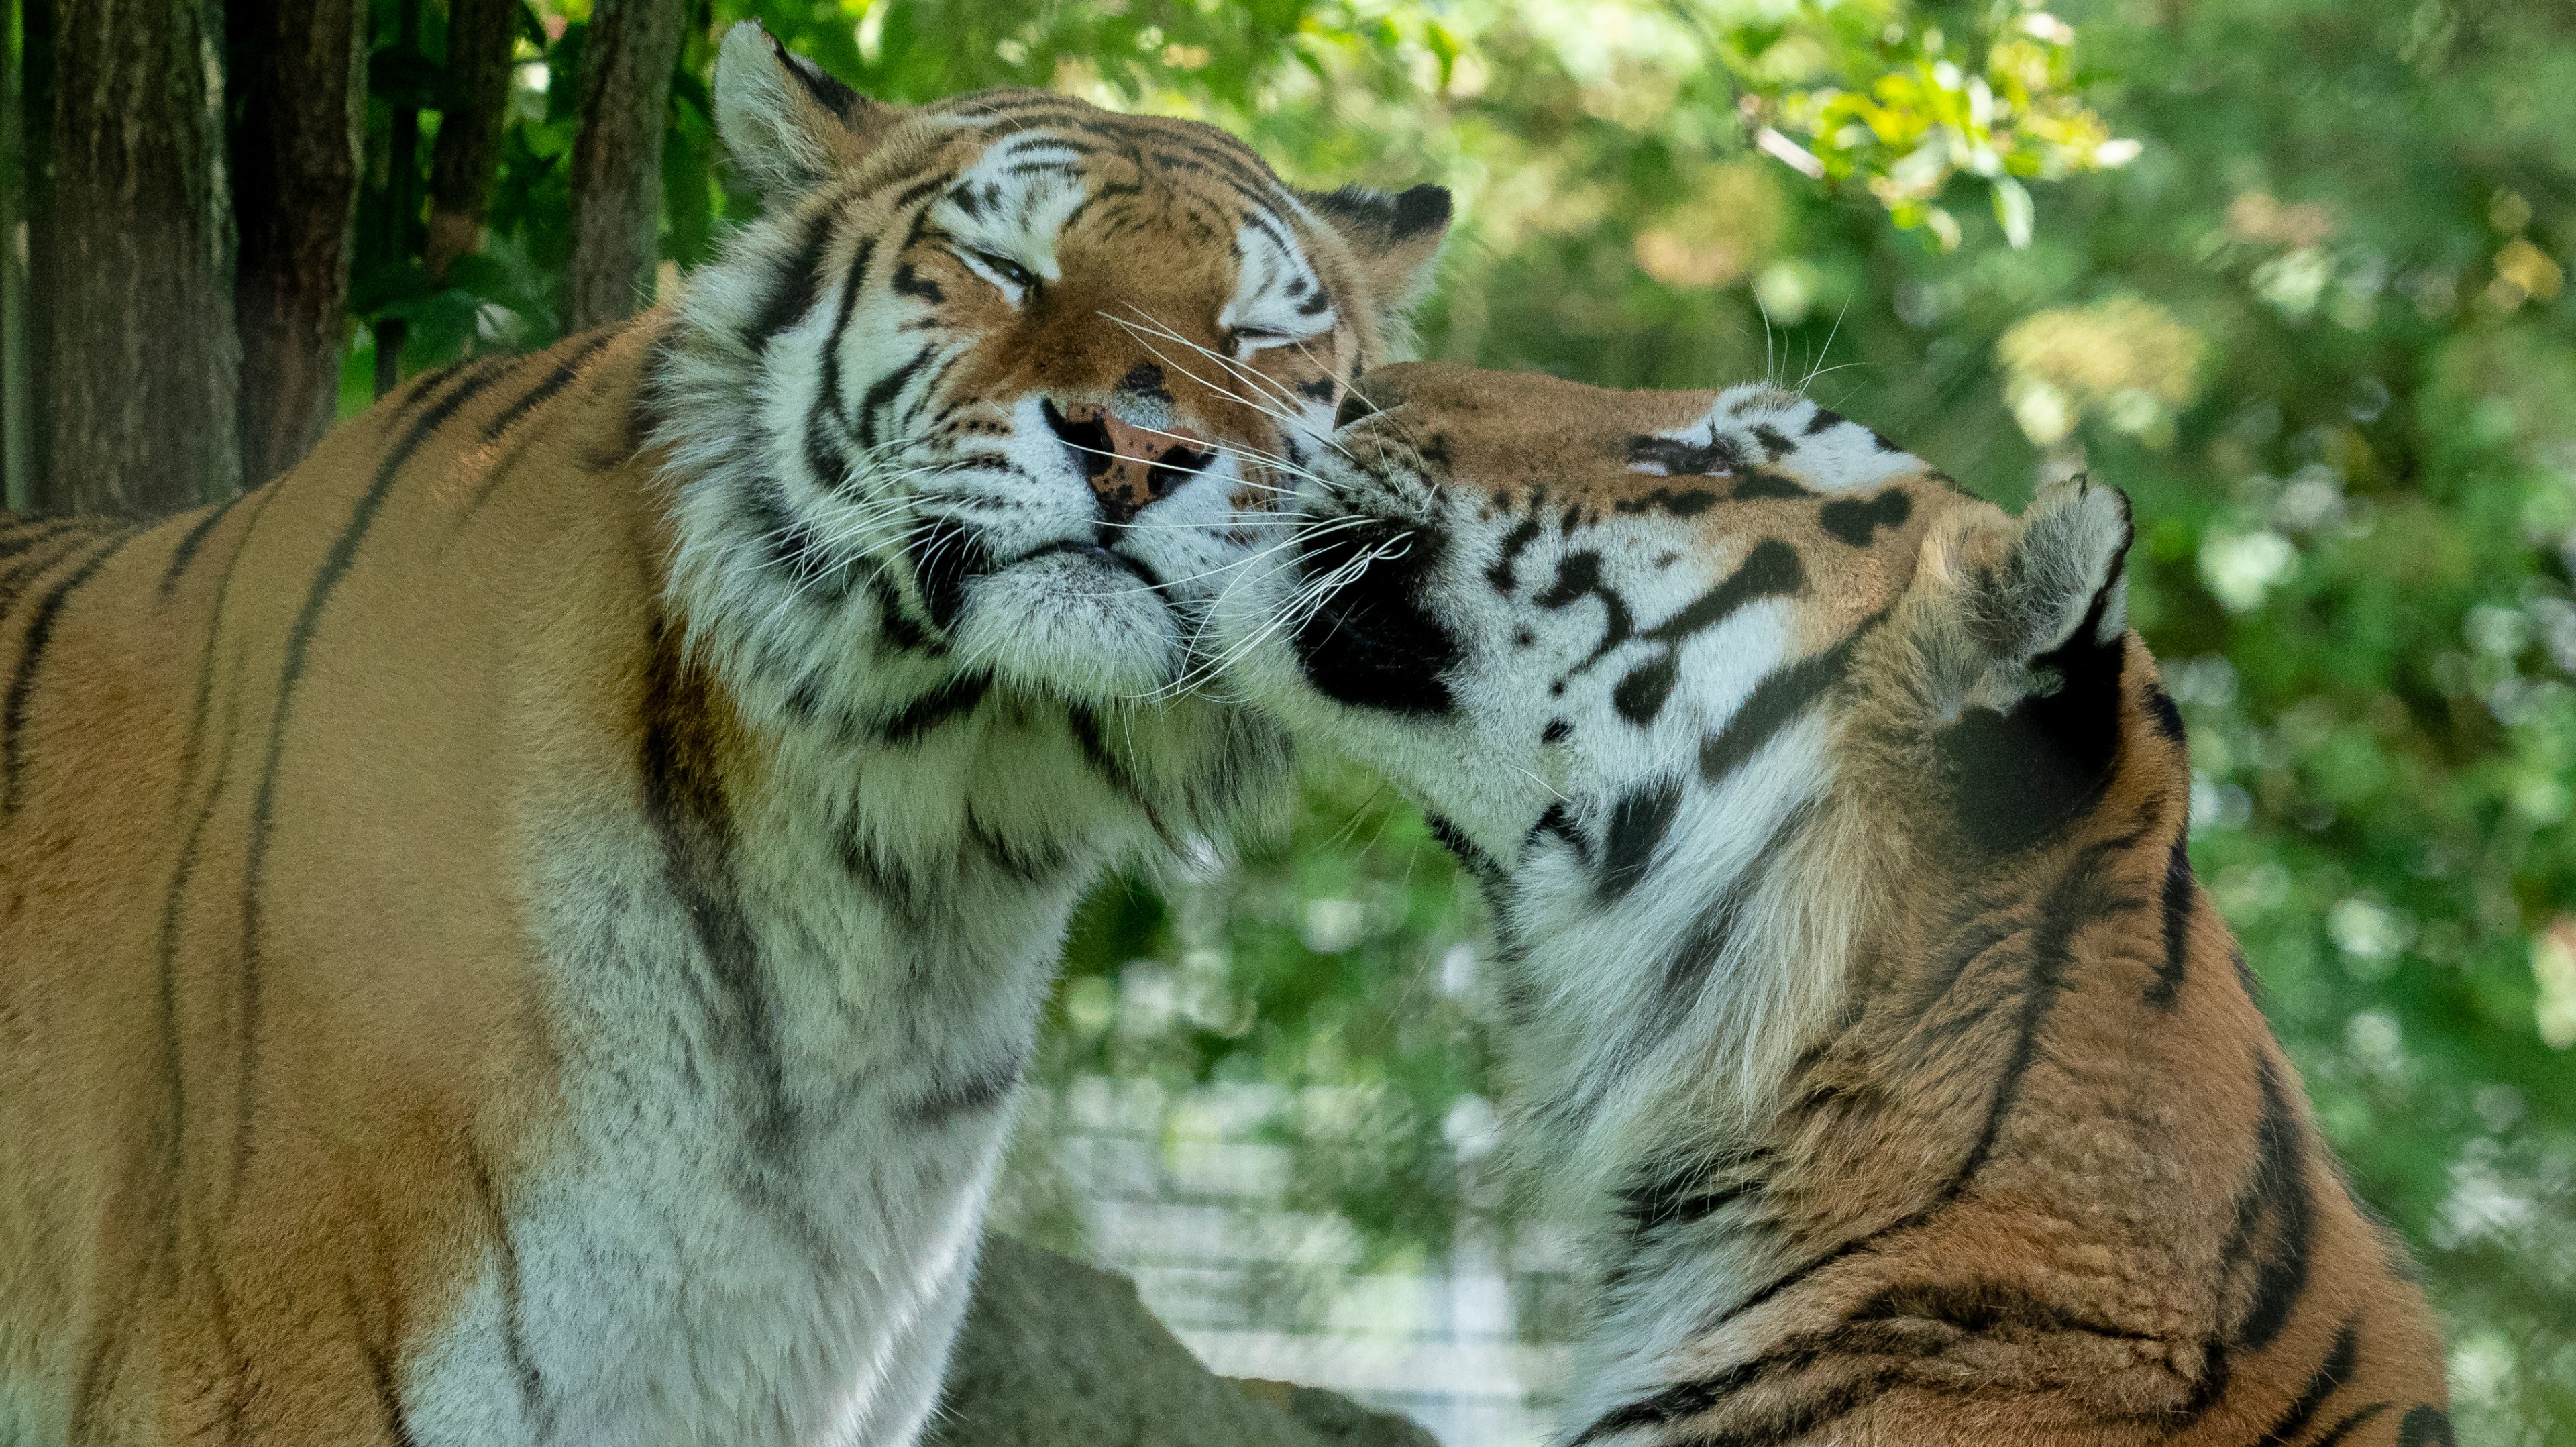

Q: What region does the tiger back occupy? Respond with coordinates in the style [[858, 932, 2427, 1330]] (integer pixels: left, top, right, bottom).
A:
[[1213, 362, 2452, 1446], [0, 24, 1446, 1446]]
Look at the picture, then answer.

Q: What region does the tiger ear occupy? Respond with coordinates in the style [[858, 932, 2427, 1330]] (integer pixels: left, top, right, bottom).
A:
[[714, 21, 904, 202], [1931, 476, 2132, 678], [1908, 476, 2135, 853], [1302, 184, 1453, 320]]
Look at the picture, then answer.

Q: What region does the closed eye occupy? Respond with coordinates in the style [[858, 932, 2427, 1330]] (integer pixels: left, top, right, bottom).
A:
[[957, 248, 1038, 297], [1230, 326, 1295, 358]]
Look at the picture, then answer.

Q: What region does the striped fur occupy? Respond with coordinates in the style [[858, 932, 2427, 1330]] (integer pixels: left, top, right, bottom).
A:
[[0, 23, 1445, 1447], [1214, 362, 2451, 1446]]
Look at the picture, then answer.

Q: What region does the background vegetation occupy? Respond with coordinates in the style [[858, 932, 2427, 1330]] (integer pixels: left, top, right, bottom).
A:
[[3, 0, 2569, 1440]]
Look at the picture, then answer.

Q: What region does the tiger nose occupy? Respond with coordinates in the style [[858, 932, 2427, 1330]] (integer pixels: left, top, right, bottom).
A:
[[1042, 400, 1218, 527]]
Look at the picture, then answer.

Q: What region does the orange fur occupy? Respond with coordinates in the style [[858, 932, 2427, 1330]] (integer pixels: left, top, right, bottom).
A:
[[1234, 363, 2452, 1446], [0, 47, 1447, 1441], [0, 335, 659, 1440]]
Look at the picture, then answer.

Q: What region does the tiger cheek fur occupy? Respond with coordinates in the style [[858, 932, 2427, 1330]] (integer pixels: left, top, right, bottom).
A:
[[0, 21, 1448, 1447], [1216, 361, 2452, 1447]]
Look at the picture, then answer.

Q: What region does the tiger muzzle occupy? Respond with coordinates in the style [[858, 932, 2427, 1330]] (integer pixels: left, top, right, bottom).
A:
[[1044, 400, 1217, 527]]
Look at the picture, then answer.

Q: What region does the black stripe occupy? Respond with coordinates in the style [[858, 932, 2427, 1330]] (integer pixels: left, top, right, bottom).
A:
[[160, 487, 254, 598], [1572, 1358, 1898, 1446], [747, 478, 858, 602], [883, 171, 953, 213], [0, 527, 103, 614], [877, 672, 990, 745], [1818, 488, 1913, 547], [1851, 1279, 2165, 1344], [1943, 832, 2146, 1185], [2253, 1318, 2359, 1446], [746, 208, 839, 352], [2147, 829, 2195, 1008], [2145, 682, 2186, 742], [1650, 834, 2144, 1356], [902, 1050, 1028, 1128], [1598, 777, 1681, 902], [1067, 704, 1174, 846], [2396, 1405, 2455, 1447], [1527, 800, 1587, 863], [967, 813, 1069, 883], [1614, 1147, 1764, 1232], [1423, 812, 1501, 885], [360, 1321, 423, 1447], [0, 519, 78, 564], [1697, 614, 1883, 787], [840, 822, 928, 919], [1648, 801, 1816, 1038], [201, 1258, 253, 1436], [1571, 1275, 2164, 1444], [1733, 470, 1815, 500], [640, 626, 792, 1162], [1894, 912, 2024, 1048], [469, 1147, 551, 1435], [129, 484, 284, 1434], [865, 570, 935, 655], [817, 234, 877, 420], [802, 396, 857, 496], [1612, 657, 1679, 725], [2311, 1402, 2392, 1446], [906, 516, 986, 633], [457, 334, 623, 521], [1485, 514, 1542, 594], [2230, 1054, 2315, 1354], [890, 259, 944, 303], [799, 235, 878, 494], [1642, 539, 1804, 644], [388, 356, 474, 414], [1, 533, 133, 814], [232, 354, 519, 1197], [482, 331, 617, 445], [854, 345, 932, 453]]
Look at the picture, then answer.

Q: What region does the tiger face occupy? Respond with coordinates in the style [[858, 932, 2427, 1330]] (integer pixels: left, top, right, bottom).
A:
[[1214, 360, 1986, 863], [660, 25, 1449, 722]]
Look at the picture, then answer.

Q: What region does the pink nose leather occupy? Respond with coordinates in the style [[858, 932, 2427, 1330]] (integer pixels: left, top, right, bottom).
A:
[[1055, 403, 1216, 523]]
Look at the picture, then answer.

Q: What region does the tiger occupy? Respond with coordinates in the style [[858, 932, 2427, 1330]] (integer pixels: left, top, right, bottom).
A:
[[0, 22, 1447, 1446], [1210, 362, 2453, 1446]]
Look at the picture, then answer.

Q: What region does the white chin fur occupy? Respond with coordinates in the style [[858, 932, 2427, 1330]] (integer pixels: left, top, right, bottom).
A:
[[950, 549, 1183, 700]]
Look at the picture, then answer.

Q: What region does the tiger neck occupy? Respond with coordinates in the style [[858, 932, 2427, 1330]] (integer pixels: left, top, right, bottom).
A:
[[1510, 725, 2250, 1432]]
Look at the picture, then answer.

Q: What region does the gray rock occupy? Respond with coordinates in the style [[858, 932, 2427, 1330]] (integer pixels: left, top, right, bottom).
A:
[[928, 1235, 1440, 1447]]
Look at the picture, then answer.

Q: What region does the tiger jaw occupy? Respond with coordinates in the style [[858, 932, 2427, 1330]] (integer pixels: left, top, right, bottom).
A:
[[928, 431, 1267, 702], [945, 539, 1188, 700]]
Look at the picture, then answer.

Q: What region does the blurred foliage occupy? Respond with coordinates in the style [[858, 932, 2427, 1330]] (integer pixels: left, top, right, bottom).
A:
[[346, 0, 2574, 1438]]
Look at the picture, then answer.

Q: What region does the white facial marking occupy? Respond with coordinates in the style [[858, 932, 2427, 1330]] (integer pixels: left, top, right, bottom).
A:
[[1219, 221, 1335, 361], [1633, 385, 1923, 495], [928, 131, 1090, 293]]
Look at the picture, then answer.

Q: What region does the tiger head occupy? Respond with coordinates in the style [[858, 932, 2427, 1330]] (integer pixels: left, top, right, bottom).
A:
[[657, 23, 1450, 720], [1214, 359, 2139, 945]]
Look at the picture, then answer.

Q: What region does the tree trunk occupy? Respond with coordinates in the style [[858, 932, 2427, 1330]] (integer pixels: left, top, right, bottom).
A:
[[426, 0, 517, 281], [2, 0, 36, 513], [566, 0, 682, 331], [35, 0, 237, 516], [229, 0, 366, 485]]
